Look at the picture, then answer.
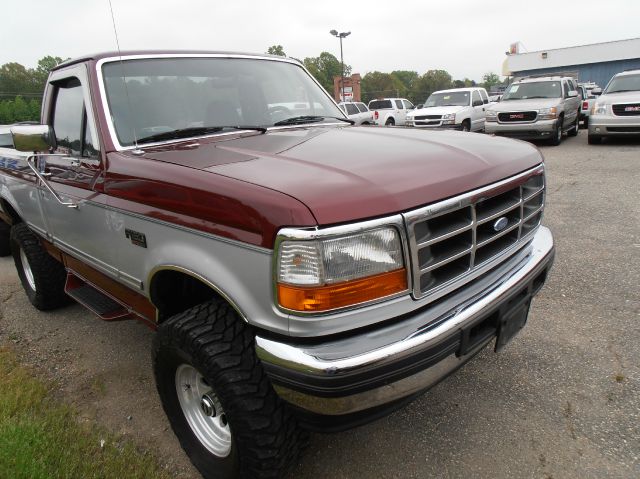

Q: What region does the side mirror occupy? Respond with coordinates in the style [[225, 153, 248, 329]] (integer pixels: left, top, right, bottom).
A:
[[591, 88, 602, 97], [11, 125, 56, 153], [472, 100, 483, 107], [568, 90, 579, 98]]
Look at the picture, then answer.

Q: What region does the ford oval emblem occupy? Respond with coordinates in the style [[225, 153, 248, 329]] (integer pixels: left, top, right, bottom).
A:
[[493, 217, 509, 232]]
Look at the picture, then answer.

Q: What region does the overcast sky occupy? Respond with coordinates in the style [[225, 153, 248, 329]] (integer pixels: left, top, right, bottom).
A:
[[2, 0, 639, 81]]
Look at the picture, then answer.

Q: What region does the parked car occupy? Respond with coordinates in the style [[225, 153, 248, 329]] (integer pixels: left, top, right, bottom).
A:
[[489, 94, 503, 102], [578, 82, 601, 127], [485, 76, 581, 145], [368, 97, 414, 125], [588, 69, 640, 144], [406, 87, 490, 132], [0, 51, 554, 479], [338, 101, 373, 125]]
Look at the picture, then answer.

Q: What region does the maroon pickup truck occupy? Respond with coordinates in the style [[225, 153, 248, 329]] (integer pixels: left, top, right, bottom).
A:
[[0, 51, 554, 479]]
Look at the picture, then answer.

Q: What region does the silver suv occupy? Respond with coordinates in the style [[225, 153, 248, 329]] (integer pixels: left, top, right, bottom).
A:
[[485, 76, 581, 145], [588, 69, 640, 144]]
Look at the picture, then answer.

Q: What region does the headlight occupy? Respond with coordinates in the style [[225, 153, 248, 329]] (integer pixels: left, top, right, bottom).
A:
[[442, 113, 456, 125], [538, 107, 558, 120], [405, 117, 414, 126], [276, 227, 407, 312], [485, 110, 497, 121], [592, 103, 607, 115]]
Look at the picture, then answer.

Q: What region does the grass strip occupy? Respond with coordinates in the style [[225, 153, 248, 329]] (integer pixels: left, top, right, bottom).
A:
[[0, 347, 171, 479]]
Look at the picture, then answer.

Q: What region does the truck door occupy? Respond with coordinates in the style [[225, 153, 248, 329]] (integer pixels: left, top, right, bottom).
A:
[[471, 90, 485, 131], [38, 64, 120, 279]]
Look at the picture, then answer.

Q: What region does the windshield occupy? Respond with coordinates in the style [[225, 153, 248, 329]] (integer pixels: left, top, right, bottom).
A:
[[102, 57, 343, 146], [605, 74, 640, 94], [424, 91, 470, 107], [502, 81, 562, 100]]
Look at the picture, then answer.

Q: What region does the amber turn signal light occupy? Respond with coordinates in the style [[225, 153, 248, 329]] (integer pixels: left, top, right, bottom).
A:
[[277, 269, 407, 312]]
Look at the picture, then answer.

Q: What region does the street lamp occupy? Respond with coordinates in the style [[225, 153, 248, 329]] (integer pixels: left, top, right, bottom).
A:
[[330, 29, 351, 102]]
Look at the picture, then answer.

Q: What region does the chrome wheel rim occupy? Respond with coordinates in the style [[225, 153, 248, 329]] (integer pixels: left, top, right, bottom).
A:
[[556, 126, 562, 141], [175, 364, 232, 457], [20, 248, 36, 291]]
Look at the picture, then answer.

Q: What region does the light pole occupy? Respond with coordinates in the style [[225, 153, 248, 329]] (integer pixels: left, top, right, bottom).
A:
[[330, 29, 351, 102]]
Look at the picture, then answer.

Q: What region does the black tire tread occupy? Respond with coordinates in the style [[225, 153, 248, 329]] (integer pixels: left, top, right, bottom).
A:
[[0, 221, 10, 257], [153, 300, 306, 479], [10, 223, 69, 310], [568, 113, 579, 137]]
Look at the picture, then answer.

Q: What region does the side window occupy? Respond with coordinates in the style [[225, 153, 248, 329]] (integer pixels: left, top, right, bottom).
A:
[[52, 77, 98, 159], [52, 78, 84, 156], [472, 91, 482, 106], [345, 103, 359, 115], [394, 100, 403, 109], [83, 114, 99, 159], [480, 90, 489, 104], [356, 103, 368, 113], [563, 81, 571, 97], [402, 100, 413, 109]]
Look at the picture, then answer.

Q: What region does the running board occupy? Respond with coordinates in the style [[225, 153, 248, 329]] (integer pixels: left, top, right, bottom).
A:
[[65, 273, 133, 321]]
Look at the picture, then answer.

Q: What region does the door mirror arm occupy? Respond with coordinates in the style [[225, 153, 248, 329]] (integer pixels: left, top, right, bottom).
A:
[[25, 154, 78, 209]]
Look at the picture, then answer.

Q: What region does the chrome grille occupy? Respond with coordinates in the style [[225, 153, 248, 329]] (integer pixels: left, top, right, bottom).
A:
[[498, 111, 537, 122], [612, 103, 640, 116], [404, 166, 544, 300]]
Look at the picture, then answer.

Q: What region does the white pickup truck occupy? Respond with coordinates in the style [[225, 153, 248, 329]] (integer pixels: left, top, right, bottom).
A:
[[368, 98, 414, 126], [406, 87, 490, 132]]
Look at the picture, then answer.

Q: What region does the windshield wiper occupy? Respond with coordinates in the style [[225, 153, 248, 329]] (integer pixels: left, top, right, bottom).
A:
[[607, 89, 639, 94], [273, 115, 354, 126], [523, 96, 553, 99], [137, 125, 266, 144]]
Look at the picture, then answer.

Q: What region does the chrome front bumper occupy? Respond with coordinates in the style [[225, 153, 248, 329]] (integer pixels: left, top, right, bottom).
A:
[[588, 114, 640, 136], [485, 119, 556, 139], [256, 227, 554, 417]]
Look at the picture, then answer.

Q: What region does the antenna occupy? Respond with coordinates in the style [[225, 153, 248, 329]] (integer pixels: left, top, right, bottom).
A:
[[107, 0, 142, 153]]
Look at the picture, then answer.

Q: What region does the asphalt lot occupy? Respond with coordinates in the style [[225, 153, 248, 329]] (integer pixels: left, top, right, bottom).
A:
[[0, 129, 638, 478]]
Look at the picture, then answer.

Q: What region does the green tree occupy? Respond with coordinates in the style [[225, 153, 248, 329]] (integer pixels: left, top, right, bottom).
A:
[[482, 72, 501, 92], [303, 52, 350, 94], [361, 71, 405, 103], [266, 45, 286, 57], [0, 62, 33, 95], [411, 70, 453, 103], [34, 56, 64, 87]]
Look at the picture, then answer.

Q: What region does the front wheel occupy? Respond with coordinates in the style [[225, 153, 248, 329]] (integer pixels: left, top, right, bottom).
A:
[[153, 300, 304, 479], [10, 223, 69, 310], [549, 119, 563, 146]]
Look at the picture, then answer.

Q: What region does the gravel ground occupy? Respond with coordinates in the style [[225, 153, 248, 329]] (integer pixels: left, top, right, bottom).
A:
[[0, 130, 638, 478]]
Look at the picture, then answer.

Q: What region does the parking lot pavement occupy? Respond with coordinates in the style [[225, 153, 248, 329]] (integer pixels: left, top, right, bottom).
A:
[[0, 130, 638, 478]]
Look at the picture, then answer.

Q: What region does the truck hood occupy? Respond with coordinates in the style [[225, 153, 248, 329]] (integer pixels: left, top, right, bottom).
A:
[[597, 91, 640, 105], [142, 126, 543, 226], [489, 98, 562, 112], [408, 105, 466, 117]]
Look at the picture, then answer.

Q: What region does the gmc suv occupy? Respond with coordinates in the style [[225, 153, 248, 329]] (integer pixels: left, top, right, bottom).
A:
[[485, 76, 581, 145], [588, 69, 640, 144]]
